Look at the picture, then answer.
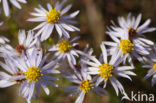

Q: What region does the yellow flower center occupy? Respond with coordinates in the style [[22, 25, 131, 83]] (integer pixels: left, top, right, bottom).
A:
[[98, 64, 114, 82], [80, 80, 93, 93], [119, 40, 134, 55], [153, 63, 156, 70], [25, 66, 43, 83], [58, 39, 72, 53], [46, 8, 61, 23]]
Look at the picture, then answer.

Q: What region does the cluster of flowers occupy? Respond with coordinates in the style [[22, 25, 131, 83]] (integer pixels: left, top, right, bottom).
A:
[[0, 0, 156, 103]]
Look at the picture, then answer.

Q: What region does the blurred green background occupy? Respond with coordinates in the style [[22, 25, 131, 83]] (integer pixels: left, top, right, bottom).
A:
[[0, 0, 156, 103]]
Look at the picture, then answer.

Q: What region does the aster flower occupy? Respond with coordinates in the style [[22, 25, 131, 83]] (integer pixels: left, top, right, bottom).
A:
[[1, 0, 27, 17], [105, 28, 153, 66], [107, 13, 156, 38], [81, 42, 136, 100], [63, 63, 107, 103], [143, 45, 156, 86], [28, 0, 80, 41], [15, 49, 60, 103], [48, 36, 80, 66], [0, 30, 38, 56], [105, 13, 155, 65], [0, 54, 25, 88]]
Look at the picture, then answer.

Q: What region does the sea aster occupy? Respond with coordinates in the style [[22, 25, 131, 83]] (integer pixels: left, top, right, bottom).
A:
[[49, 36, 80, 66], [105, 13, 155, 65], [28, 0, 80, 41], [143, 45, 156, 86], [0, 30, 38, 57], [63, 63, 107, 103], [14, 49, 60, 103], [0, 54, 25, 88], [81, 42, 136, 100]]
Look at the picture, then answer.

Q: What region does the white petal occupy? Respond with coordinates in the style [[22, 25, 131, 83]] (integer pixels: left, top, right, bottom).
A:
[[33, 22, 47, 30], [0, 80, 16, 88], [10, 0, 21, 9], [116, 72, 132, 81], [134, 14, 142, 29], [41, 24, 54, 41], [61, 23, 75, 31], [75, 91, 85, 103], [18, 0, 27, 3], [27, 17, 46, 22], [138, 19, 151, 32], [100, 42, 107, 63], [116, 66, 133, 71], [138, 38, 154, 45], [152, 74, 156, 86], [18, 30, 26, 44], [2, 0, 10, 17], [61, 4, 72, 15], [55, 24, 62, 37], [47, 3, 52, 10], [41, 84, 50, 95], [110, 77, 119, 96]]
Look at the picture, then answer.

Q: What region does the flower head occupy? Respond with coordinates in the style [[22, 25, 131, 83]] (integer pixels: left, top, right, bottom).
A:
[[107, 13, 156, 39], [143, 45, 156, 86], [0, 30, 38, 57], [106, 13, 155, 64], [15, 50, 59, 103], [81, 42, 135, 100], [49, 36, 80, 65], [0, 54, 25, 88], [105, 14, 156, 65], [63, 62, 107, 103]]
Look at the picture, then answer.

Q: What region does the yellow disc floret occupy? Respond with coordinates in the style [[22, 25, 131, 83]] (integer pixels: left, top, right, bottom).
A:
[[46, 8, 61, 23], [119, 40, 134, 55], [80, 80, 93, 93], [58, 39, 72, 53], [153, 63, 156, 70], [25, 66, 43, 83], [98, 64, 114, 82]]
